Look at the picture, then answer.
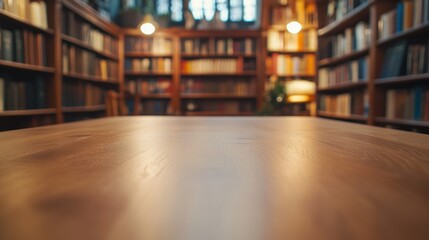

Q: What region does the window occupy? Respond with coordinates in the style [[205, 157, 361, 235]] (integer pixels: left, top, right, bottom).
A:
[[189, 0, 257, 22], [155, 0, 257, 24]]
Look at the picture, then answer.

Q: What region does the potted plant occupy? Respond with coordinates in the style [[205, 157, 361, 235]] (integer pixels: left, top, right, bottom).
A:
[[116, 0, 144, 28]]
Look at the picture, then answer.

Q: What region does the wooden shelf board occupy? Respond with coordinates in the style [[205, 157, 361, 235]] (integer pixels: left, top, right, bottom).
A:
[[62, 35, 118, 61], [375, 73, 429, 86], [267, 73, 316, 78], [137, 94, 171, 99], [185, 111, 255, 116], [268, 25, 318, 31], [181, 53, 257, 58], [318, 48, 369, 67], [318, 0, 373, 36], [0, 60, 55, 73], [318, 111, 368, 122], [267, 50, 316, 54], [0, 9, 54, 35], [63, 72, 119, 85], [0, 109, 56, 117], [125, 71, 172, 76], [181, 72, 257, 76], [317, 81, 368, 92], [375, 117, 429, 128], [181, 94, 257, 99], [377, 22, 429, 46], [62, 105, 106, 113], [177, 29, 261, 38], [125, 52, 173, 57]]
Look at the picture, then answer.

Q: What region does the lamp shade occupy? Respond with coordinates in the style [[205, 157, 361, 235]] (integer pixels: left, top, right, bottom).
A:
[[139, 14, 157, 35], [286, 80, 315, 103]]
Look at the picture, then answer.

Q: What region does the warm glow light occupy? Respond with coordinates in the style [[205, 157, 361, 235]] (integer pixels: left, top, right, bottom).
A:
[[286, 21, 302, 34], [286, 80, 315, 95], [140, 22, 156, 35], [288, 95, 310, 103]]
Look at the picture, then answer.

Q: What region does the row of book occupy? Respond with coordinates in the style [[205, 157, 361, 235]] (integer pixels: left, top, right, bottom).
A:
[[380, 39, 429, 78], [62, 43, 118, 80], [320, 22, 370, 59], [125, 58, 172, 73], [126, 99, 172, 115], [326, 0, 368, 25], [181, 38, 256, 55], [62, 81, 105, 107], [125, 37, 172, 54], [0, 75, 46, 111], [62, 8, 118, 54], [183, 100, 255, 112], [318, 57, 368, 89], [318, 90, 369, 116], [0, 0, 48, 29], [267, 54, 316, 75], [181, 79, 255, 95], [0, 26, 48, 66], [271, 2, 317, 28], [267, 30, 317, 52], [181, 58, 256, 74], [126, 79, 171, 95], [379, 0, 429, 40], [385, 86, 429, 121]]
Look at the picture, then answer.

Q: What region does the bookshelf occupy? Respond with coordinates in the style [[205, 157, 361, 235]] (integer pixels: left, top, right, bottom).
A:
[[0, 0, 57, 131], [123, 29, 176, 115], [316, 0, 372, 123], [316, 0, 429, 133], [60, 0, 121, 122], [177, 30, 261, 116], [0, 0, 121, 131], [264, 0, 318, 116]]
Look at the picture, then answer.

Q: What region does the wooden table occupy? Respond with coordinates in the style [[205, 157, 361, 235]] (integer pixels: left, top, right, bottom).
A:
[[1, 117, 429, 240]]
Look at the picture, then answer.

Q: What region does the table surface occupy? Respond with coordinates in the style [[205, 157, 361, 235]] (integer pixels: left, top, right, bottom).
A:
[[1, 117, 429, 240]]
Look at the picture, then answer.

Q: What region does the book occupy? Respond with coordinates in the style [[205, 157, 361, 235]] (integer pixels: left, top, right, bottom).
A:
[[14, 29, 24, 63], [380, 40, 407, 78], [1, 29, 13, 61], [0, 77, 4, 112]]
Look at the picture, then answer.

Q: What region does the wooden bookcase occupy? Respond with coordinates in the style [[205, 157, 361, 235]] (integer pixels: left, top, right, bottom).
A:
[[263, 0, 318, 116], [123, 29, 178, 115], [0, 0, 122, 131], [0, 0, 57, 130], [60, 0, 121, 122], [177, 30, 261, 116], [122, 29, 262, 116], [316, 0, 429, 133]]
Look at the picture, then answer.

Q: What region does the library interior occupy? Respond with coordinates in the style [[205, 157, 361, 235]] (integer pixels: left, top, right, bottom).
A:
[[1, 0, 429, 239]]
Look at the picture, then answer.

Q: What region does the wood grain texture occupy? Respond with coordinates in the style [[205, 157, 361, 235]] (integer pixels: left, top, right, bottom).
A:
[[1, 117, 429, 240]]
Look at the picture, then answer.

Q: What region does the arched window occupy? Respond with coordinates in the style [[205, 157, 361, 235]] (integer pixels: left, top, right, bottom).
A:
[[154, 0, 258, 24]]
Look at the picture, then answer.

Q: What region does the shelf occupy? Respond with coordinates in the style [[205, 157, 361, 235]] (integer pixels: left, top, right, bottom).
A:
[[0, 109, 56, 117], [318, 0, 373, 37], [318, 111, 368, 122], [0, 9, 54, 35], [62, 105, 106, 113], [317, 81, 368, 92], [375, 73, 429, 86], [63, 72, 119, 85], [185, 111, 255, 116], [267, 50, 316, 54], [181, 94, 257, 99], [268, 25, 318, 31], [267, 73, 315, 78], [125, 71, 172, 77], [375, 117, 429, 128], [125, 52, 173, 58], [377, 22, 429, 47], [137, 94, 171, 99], [181, 72, 257, 77], [181, 53, 257, 58], [0, 60, 55, 73], [62, 35, 118, 61], [318, 48, 369, 67]]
